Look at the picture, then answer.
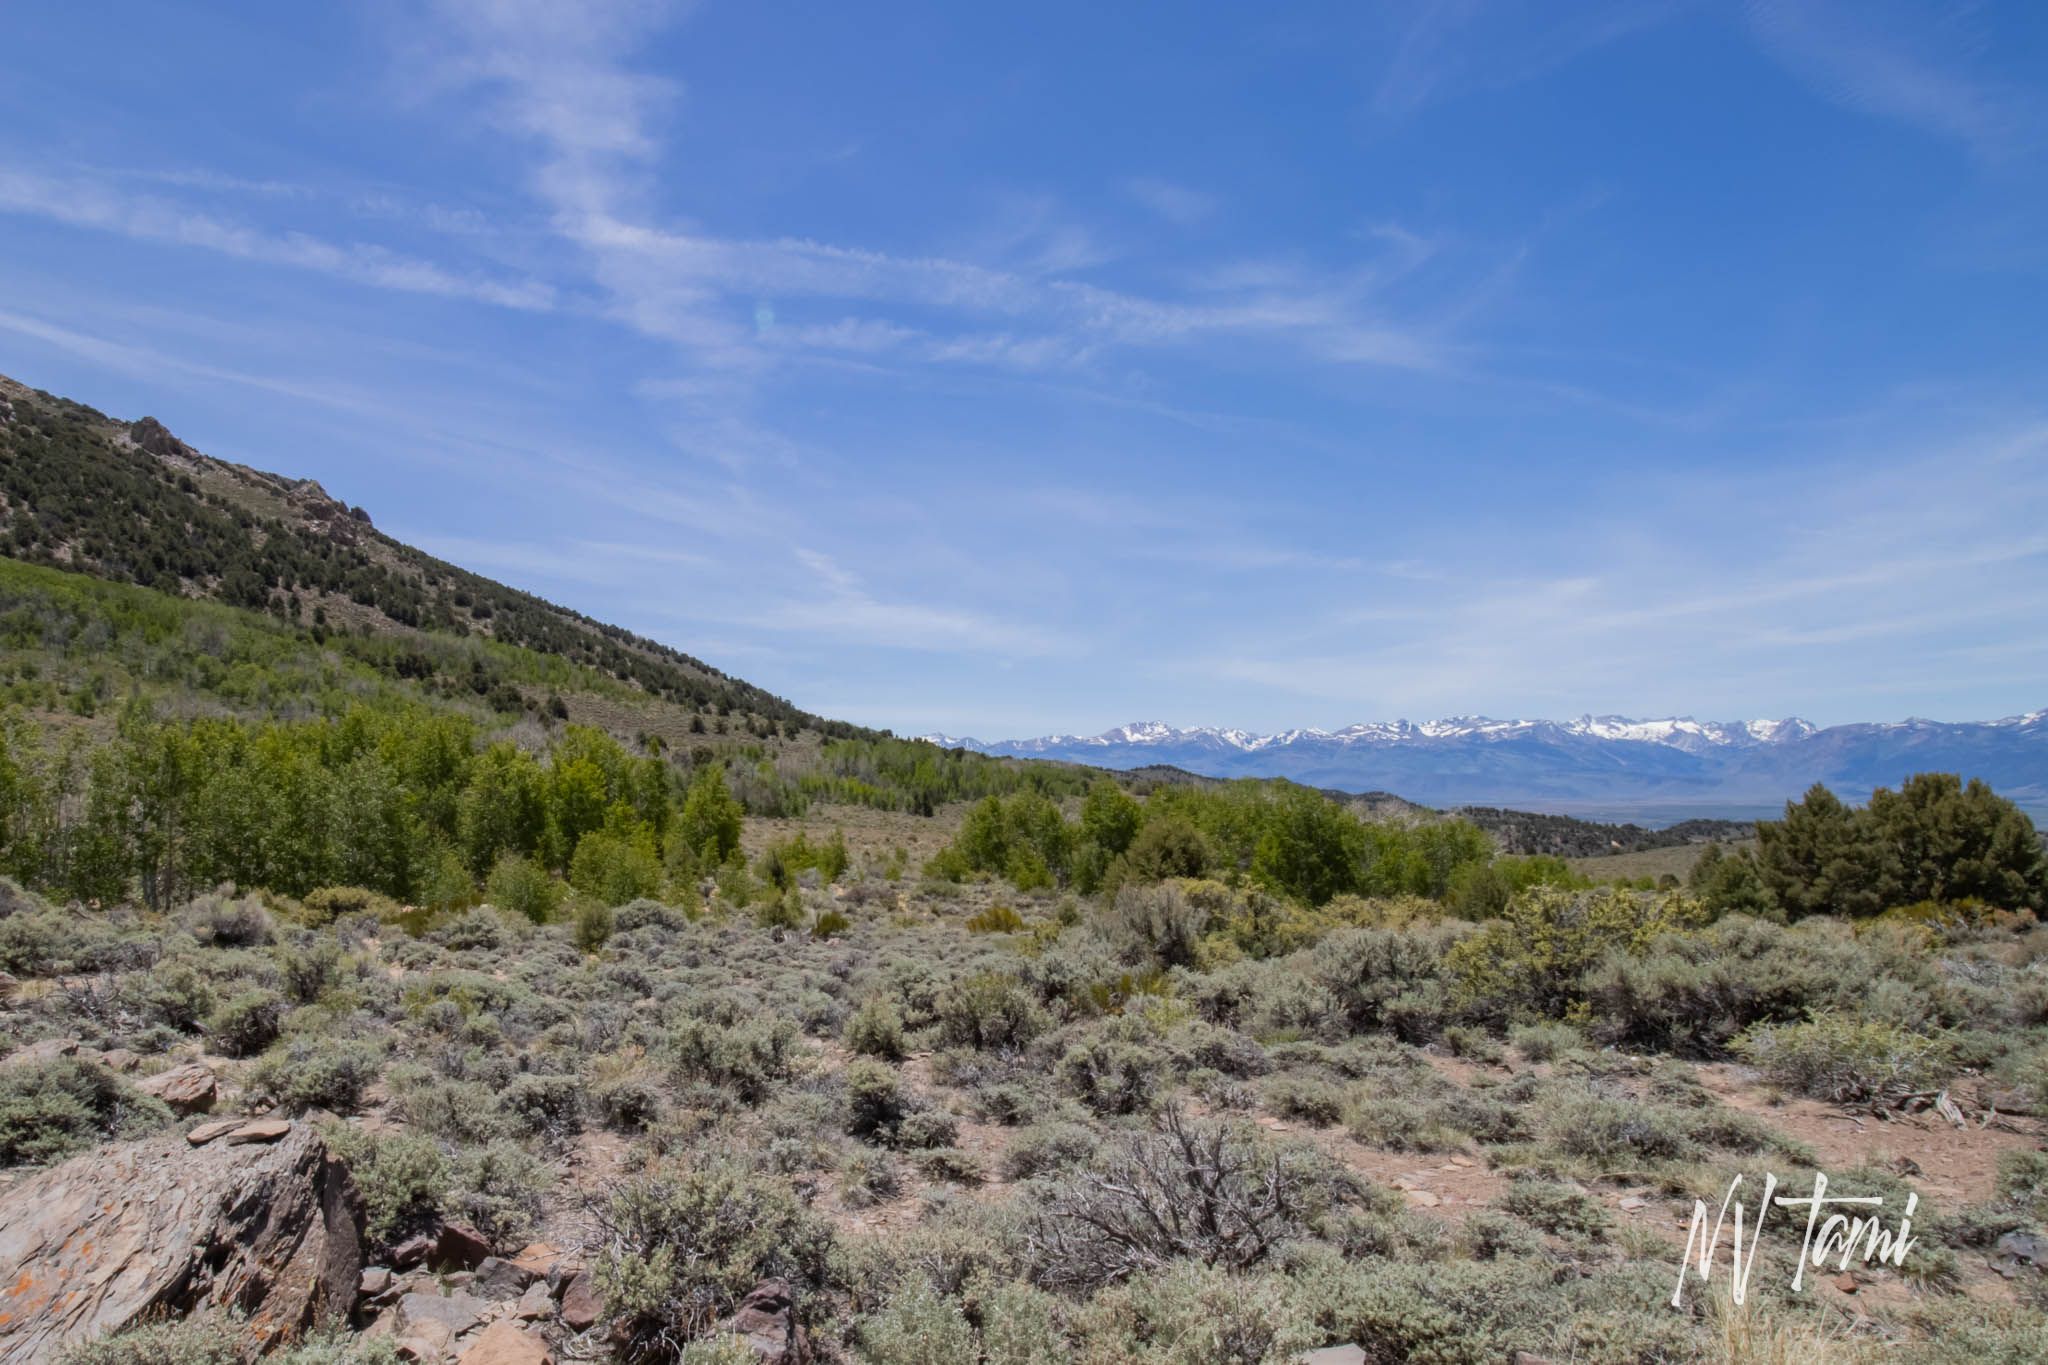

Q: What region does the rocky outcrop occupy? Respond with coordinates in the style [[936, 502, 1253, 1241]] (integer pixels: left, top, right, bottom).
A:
[[0, 1122, 364, 1362]]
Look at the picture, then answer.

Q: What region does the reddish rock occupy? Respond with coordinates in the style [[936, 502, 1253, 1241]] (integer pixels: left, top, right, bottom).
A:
[[186, 1119, 241, 1146], [509, 1241, 563, 1280], [459, 1320, 553, 1364], [391, 1233, 435, 1269], [137, 1063, 218, 1115], [558, 1272, 603, 1331], [0, 1123, 363, 1362], [390, 1289, 491, 1358], [434, 1219, 494, 1270], [225, 1118, 293, 1144]]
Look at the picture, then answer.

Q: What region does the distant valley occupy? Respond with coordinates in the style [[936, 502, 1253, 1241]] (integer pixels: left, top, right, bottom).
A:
[[926, 713, 2048, 819]]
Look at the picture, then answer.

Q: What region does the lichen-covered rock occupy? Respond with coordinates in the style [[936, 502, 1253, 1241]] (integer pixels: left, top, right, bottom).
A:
[[0, 1122, 364, 1362]]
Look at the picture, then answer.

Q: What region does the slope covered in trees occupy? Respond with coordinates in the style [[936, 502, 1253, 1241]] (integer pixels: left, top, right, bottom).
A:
[[0, 372, 844, 737]]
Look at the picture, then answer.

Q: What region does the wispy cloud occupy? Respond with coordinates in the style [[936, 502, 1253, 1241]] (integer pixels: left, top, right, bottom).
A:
[[0, 168, 555, 310], [1373, 0, 1681, 117], [1744, 0, 2041, 162], [1191, 422, 2048, 720]]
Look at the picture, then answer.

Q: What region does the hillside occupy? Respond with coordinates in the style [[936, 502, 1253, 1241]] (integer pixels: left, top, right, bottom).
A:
[[0, 372, 850, 742]]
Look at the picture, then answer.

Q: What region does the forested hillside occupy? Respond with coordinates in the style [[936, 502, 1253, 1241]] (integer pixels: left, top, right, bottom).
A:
[[0, 372, 841, 737]]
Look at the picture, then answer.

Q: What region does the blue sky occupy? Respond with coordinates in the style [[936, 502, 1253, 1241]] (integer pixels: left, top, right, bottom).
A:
[[2, 1, 2045, 737]]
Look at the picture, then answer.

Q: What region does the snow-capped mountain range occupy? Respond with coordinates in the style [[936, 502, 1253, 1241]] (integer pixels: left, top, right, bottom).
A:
[[921, 712, 2048, 815]]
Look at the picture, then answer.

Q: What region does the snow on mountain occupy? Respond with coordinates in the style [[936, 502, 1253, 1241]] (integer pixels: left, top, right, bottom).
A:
[[922, 711, 2046, 815]]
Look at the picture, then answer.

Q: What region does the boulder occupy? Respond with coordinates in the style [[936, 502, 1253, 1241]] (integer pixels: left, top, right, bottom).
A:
[[473, 1255, 537, 1299], [513, 1282, 554, 1320], [136, 1062, 218, 1115], [390, 1290, 492, 1357], [714, 1278, 810, 1364], [434, 1218, 495, 1270], [4, 1037, 78, 1067], [558, 1271, 603, 1331], [458, 1320, 554, 1364], [0, 1122, 364, 1363]]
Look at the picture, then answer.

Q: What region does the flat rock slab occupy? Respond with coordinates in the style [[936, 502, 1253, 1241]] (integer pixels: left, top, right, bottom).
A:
[[0, 1123, 364, 1363], [1300, 1348, 1368, 1365]]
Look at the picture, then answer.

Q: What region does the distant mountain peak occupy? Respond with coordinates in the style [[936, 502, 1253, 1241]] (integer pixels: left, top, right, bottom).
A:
[[927, 711, 2044, 814]]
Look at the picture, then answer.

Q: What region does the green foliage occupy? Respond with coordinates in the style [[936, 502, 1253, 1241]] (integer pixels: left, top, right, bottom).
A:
[[1445, 885, 1707, 1023], [248, 1036, 383, 1115], [845, 995, 907, 1059], [965, 903, 1026, 933], [1732, 1012, 1957, 1104], [485, 852, 561, 923], [569, 830, 663, 906], [205, 988, 286, 1057], [1686, 841, 1776, 917], [0, 1058, 173, 1167], [323, 1125, 450, 1241], [678, 765, 744, 867], [1758, 776, 2046, 919], [934, 972, 1045, 1051], [593, 1160, 832, 1344]]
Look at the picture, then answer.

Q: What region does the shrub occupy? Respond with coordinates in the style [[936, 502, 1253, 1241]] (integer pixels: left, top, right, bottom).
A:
[[839, 1148, 904, 1207], [966, 904, 1026, 934], [1024, 1107, 1342, 1290], [845, 996, 906, 1060], [0, 1058, 172, 1167], [498, 1072, 584, 1136], [1263, 1074, 1346, 1126], [180, 891, 273, 947], [1445, 886, 1707, 1023], [301, 885, 401, 926], [205, 988, 286, 1057], [1001, 1121, 1098, 1181], [1343, 1096, 1467, 1154], [845, 1061, 911, 1143], [486, 853, 561, 924], [323, 1126, 449, 1241], [1499, 1179, 1610, 1239], [1068, 1261, 1315, 1365], [1107, 882, 1212, 968], [248, 1037, 383, 1115], [1509, 1021, 1582, 1062], [935, 972, 1044, 1051], [1053, 1019, 1167, 1116], [47, 1322, 408, 1365], [593, 1160, 833, 1350], [1582, 915, 1877, 1056], [573, 897, 616, 952], [858, 1276, 977, 1364], [663, 1014, 799, 1104], [916, 1146, 985, 1185], [1541, 1093, 1696, 1164], [1732, 1012, 1956, 1105], [1310, 926, 1459, 1035], [811, 909, 851, 939], [451, 1138, 552, 1247]]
